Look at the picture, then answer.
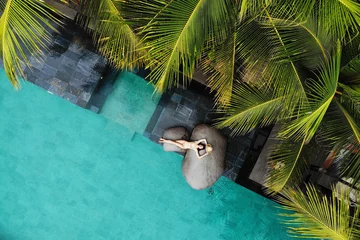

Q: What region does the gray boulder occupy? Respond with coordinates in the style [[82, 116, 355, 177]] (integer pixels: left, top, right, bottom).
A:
[[162, 127, 190, 152], [182, 124, 227, 190]]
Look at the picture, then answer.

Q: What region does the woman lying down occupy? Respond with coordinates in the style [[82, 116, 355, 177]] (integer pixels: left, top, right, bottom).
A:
[[159, 138, 213, 159]]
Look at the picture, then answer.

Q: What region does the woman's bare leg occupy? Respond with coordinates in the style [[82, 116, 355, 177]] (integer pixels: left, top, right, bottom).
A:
[[159, 138, 186, 149]]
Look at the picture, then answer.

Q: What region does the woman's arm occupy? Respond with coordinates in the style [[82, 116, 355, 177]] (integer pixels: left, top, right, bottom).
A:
[[159, 139, 186, 149], [195, 139, 207, 144]]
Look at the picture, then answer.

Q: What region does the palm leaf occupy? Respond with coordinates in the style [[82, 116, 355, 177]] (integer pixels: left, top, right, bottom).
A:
[[279, 51, 341, 142], [316, 98, 360, 182], [200, 2, 239, 106], [318, 99, 360, 146], [276, 184, 360, 240], [341, 150, 360, 185], [336, 98, 360, 144], [201, 30, 237, 106], [339, 84, 360, 121], [216, 84, 284, 136], [0, 0, 59, 87], [265, 137, 307, 194], [141, 0, 231, 92], [77, 0, 144, 70], [317, 0, 360, 41], [265, 0, 316, 21], [261, 10, 308, 111]]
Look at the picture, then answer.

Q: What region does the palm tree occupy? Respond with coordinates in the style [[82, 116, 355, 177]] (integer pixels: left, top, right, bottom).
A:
[[276, 184, 360, 239], [0, 0, 60, 87], [2, 1, 360, 239]]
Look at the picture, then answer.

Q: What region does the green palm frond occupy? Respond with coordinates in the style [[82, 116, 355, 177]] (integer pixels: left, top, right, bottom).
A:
[[279, 51, 341, 142], [264, 16, 333, 68], [341, 33, 360, 72], [336, 99, 360, 144], [216, 84, 284, 136], [341, 150, 360, 185], [201, 30, 237, 106], [0, 0, 59, 87], [339, 84, 360, 121], [265, 137, 307, 194], [230, 20, 273, 87], [266, 0, 316, 21], [200, 3, 238, 106], [318, 99, 360, 146], [318, 0, 360, 41], [141, 0, 231, 92], [261, 10, 308, 111], [237, 0, 268, 21], [77, 0, 144, 70], [277, 184, 360, 240]]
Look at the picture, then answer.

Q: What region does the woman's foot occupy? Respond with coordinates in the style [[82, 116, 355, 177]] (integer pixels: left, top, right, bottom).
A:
[[159, 138, 165, 143]]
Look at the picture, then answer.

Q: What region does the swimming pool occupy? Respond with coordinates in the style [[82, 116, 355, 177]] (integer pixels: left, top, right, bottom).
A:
[[100, 71, 160, 133], [0, 69, 292, 239]]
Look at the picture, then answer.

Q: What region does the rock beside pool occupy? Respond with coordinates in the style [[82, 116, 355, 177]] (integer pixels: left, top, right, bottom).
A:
[[182, 124, 227, 190], [162, 127, 190, 152]]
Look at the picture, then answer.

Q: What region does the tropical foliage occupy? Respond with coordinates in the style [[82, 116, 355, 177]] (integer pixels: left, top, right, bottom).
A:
[[0, 0, 60, 87], [277, 184, 360, 239], [1, 0, 360, 239]]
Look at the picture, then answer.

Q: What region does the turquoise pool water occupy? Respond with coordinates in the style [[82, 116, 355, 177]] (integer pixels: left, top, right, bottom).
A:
[[100, 71, 160, 133], [0, 69, 292, 240]]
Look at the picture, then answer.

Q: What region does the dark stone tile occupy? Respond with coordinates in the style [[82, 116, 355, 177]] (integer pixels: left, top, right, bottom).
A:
[[77, 59, 94, 77], [175, 104, 192, 118], [50, 78, 68, 88], [152, 126, 166, 138], [62, 92, 78, 104], [68, 43, 85, 55], [173, 111, 190, 122], [55, 70, 72, 83], [90, 106, 100, 113], [157, 112, 184, 130], [42, 64, 58, 76], [48, 43, 67, 55], [143, 132, 151, 138], [29, 57, 44, 70], [225, 153, 238, 165], [197, 96, 214, 109], [35, 79, 51, 91], [46, 55, 64, 68], [149, 133, 161, 143], [61, 56, 78, 69], [76, 99, 88, 108], [54, 36, 71, 49], [25, 75, 37, 84], [63, 50, 81, 62], [72, 70, 88, 82], [80, 92, 91, 102], [47, 49, 63, 58], [69, 79, 84, 89], [170, 93, 182, 104], [189, 108, 207, 124], [180, 97, 197, 109], [48, 84, 66, 96], [158, 91, 173, 107], [97, 80, 114, 96], [227, 140, 242, 156], [88, 93, 107, 108], [145, 107, 164, 134], [93, 59, 107, 73], [175, 88, 199, 102], [65, 85, 82, 97], [235, 158, 245, 168]]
